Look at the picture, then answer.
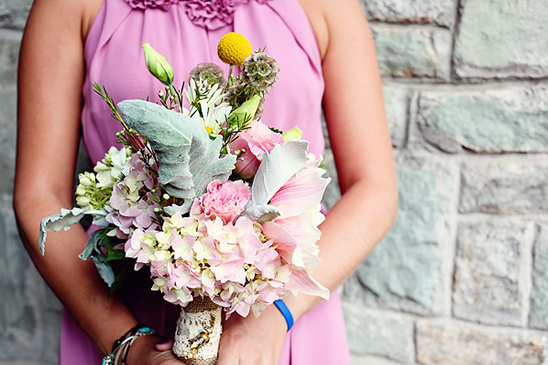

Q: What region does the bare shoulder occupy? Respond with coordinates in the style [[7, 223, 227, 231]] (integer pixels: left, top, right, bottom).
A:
[[297, 0, 369, 60], [25, 0, 104, 41], [82, 0, 106, 40], [296, 0, 328, 58]]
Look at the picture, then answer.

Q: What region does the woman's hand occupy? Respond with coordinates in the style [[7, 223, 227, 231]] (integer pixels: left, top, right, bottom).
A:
[[128, 335, 187, 365], [216, 305, 287, 365], [155, 303, 287, 365]]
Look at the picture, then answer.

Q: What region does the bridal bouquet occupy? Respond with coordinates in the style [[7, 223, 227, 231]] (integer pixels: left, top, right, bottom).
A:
[[40, 32, 329, 364]]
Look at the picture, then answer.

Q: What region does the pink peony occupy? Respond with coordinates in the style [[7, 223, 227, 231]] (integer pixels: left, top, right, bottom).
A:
[[230, 121, 284, 179], [199, 180, 251, 224]]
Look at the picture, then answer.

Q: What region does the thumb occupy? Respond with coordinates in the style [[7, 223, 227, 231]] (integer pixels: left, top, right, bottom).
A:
[[155, 338, 174, 352]]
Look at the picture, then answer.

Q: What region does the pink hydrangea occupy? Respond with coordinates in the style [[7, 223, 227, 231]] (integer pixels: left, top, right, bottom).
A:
[[126, 210, 291, 313], [106, 153, 160, 240], [199, 180, 251, 224], [230, 121, 284, 179]]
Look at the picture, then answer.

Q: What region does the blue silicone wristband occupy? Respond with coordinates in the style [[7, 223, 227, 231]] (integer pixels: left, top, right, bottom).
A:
[[274, 299, 294, 331]]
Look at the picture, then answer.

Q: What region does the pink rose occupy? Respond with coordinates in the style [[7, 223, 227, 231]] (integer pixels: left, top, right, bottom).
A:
[[230, 121, 284, 179], [199, 180, 251, 224]]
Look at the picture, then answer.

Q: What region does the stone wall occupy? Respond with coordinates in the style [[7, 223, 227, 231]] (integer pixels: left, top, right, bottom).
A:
[[343, 0, 548, 364], [0, 0, 547, 364]]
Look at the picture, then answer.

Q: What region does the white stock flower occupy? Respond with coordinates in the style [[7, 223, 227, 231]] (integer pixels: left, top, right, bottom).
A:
[[94, 146, 132, 189]]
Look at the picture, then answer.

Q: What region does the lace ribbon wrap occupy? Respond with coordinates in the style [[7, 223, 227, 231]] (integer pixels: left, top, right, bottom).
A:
[[124, 0, 272, 30], [173, 297, 223, 365]]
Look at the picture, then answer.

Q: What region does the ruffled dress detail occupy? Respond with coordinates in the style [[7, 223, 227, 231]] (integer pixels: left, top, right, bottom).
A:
[[124, 0, 272, 30], [124, 0, 180, 11]]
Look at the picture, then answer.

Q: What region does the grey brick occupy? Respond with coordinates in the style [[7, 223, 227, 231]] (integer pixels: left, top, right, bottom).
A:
[[372, 24, 451, 80], [352, 152, 458, 315], [343, 302, 415, 363], [417, 85, 548, 153], [364, 0, 456, 27], [452, 218, 533, 327], [460, 156, 548, 215], [417, 319, 547, 365], [454, 0, 548, 78]]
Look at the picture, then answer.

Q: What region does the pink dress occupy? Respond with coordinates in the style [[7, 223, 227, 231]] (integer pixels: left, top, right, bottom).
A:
[[60, 0, 351, 363]]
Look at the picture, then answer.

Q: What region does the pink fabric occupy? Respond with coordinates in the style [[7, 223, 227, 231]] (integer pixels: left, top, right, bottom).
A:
[[61, 0, 350, 363]]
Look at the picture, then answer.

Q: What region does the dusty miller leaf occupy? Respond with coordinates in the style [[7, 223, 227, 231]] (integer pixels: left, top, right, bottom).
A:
[[79, 229, 115, 287], [39, 208, 107, 255], [118, 100, 236, 214]]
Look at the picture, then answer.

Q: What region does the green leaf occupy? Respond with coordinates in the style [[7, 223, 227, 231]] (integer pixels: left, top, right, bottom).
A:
[[118, 100, 236, 214], [102, 233, 126, 262], [108, 262, 132, 299]]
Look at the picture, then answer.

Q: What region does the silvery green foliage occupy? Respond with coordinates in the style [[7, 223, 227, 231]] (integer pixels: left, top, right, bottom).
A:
[[118, 100, 237, 215], [243, 140, 309, 222], [79, 229, 115, 286], [39, 208, 107, 255]]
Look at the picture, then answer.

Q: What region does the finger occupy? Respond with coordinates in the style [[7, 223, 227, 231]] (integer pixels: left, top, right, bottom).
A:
[[155, 338, 174, 351]]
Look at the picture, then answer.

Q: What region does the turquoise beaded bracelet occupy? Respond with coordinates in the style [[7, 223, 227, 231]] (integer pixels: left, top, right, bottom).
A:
[[102, 324, 154, 365]]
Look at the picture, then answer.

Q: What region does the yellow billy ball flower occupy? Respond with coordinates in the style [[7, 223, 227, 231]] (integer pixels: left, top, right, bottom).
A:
[[217, 32, 252, 66]]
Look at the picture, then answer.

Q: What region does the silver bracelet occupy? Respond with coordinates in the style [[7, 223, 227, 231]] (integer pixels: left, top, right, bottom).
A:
[[102, 324, 155, 365]]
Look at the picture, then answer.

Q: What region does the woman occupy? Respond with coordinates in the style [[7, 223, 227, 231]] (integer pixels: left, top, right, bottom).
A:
[[14, 0, 397, 363]]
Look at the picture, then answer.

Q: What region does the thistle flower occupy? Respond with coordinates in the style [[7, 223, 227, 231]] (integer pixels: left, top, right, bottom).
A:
[[217, 32, 252, 66], [225, 83, 265, 121], [241, 51, 279, 93], [189, 62, 227, 90]]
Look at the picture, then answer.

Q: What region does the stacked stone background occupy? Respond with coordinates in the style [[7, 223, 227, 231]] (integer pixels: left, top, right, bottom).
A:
[[0, 0, 547, 364]]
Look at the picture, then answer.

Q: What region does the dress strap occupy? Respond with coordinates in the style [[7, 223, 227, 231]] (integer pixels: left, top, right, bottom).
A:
[[85, 0, 133, 62]]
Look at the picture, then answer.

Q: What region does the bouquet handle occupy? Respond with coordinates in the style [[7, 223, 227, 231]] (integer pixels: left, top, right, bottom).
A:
[[173, 297, 223, 365]]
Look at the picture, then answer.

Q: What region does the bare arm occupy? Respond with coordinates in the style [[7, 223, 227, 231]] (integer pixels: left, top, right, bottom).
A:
[[14, 0, 181, 363], [286, 0, 398, 317], [217, 0, 397, 363]]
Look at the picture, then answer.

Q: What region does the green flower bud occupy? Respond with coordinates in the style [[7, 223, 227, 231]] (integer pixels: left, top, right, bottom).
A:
[[75, 185, 87, 196], [229, 95, 261, 128], [282, 126, 303, 142], [76, 196, 91, 209], [142, 43, 174, 86], [78, 172, 94, 187]]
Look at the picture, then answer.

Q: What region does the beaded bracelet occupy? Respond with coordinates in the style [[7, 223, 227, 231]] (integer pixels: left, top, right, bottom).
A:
[[273, 299, 294, 332], [102, 324, 155, 365]]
